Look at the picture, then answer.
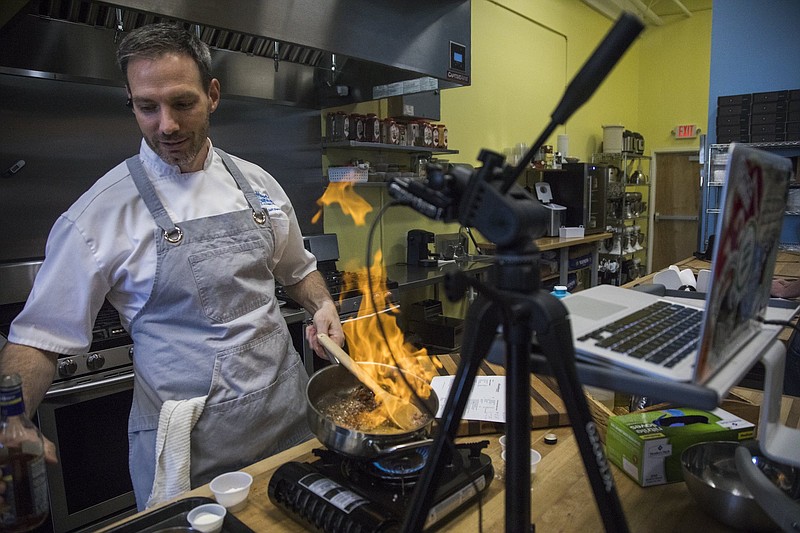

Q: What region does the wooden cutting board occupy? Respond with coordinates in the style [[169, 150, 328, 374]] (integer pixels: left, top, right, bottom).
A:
[[432, 353, 570, 435]]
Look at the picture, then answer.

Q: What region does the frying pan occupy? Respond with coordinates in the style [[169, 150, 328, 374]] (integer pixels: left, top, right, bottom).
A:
[[306, 362, 438, 459]]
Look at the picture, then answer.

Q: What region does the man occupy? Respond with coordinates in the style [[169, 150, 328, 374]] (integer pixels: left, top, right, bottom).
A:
[[0, 22, 343, 510]]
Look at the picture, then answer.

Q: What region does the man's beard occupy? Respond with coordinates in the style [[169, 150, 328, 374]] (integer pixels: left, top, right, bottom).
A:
[[148, 118, 209, 169]]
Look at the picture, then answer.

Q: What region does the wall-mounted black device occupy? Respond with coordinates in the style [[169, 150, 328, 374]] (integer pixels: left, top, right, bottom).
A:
[[449, 41, 466, 71], [407, 230, 437, 267]]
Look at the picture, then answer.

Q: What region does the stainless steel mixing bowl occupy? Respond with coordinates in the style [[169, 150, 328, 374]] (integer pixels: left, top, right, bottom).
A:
[[681, 441, 794, 532]]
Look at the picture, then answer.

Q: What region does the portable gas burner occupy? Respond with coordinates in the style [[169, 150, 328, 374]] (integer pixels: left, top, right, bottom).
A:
[[267, 441, 493, 532]]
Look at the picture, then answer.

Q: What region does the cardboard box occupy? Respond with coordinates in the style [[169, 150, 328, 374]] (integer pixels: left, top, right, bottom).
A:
[[606, 407, 755, 487]]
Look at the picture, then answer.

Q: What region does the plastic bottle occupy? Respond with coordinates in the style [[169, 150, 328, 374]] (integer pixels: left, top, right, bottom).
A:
[[551, 286, 569, 299], [0, 374, 49, 532]]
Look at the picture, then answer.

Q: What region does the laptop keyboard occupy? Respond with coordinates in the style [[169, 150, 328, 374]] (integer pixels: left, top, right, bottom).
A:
[[577, 301, 702, 368]]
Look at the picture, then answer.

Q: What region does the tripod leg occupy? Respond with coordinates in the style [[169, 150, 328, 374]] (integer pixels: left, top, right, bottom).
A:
[[401, 295, 501, 532], [504, 318, 534, 531], [533, 295, 629, 533]]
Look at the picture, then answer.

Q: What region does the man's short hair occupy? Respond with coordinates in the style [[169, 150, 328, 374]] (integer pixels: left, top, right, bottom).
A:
[[116, 22, 213, 91]]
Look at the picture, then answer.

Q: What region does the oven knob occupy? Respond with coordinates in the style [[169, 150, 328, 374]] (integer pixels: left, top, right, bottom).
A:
[[128, 346, 134, 360], [86, 353, 105, 370], [58, 358, 77, 377]]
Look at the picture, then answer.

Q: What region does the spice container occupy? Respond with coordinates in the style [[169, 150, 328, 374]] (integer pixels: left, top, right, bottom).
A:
[[397, 124, 408, 146], [437, 124, 448, 149], [348, 114, 365, 141], [365, 114, 381, 143], [407, 121, 420, 146], [543, 144, 554, 169], [381, 119, 399, 145], [329, 111, 349, 141], [422, 122, 433, 147]]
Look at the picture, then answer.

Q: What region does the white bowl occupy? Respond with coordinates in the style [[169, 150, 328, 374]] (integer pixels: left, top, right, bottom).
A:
[[501, 448, 542, 475], [209, 471, 253, 512], [186, 503, 226, 533]]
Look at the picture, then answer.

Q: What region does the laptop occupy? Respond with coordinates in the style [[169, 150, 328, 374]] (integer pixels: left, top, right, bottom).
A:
[[563, 143, 793, 384]]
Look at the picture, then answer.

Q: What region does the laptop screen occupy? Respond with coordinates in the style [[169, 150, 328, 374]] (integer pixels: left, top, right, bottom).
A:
[[695, 143, 793, 382]]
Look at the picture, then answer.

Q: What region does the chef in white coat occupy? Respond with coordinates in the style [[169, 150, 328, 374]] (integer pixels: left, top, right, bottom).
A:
[[0, 22, 343, 509]]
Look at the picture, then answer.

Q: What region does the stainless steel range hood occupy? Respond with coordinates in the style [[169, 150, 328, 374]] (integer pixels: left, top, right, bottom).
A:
[[0, 0, 471, 108]]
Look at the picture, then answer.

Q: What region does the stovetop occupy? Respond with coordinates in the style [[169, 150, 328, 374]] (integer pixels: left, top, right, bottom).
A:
[[1, 299, 134, 389], [267, 442, 493, 532]]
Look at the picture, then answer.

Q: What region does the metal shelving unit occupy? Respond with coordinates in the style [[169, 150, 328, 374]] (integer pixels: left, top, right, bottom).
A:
[[592, 152, 652, 285], [322, 139, 459, 155], [702, 142, 800, 253]]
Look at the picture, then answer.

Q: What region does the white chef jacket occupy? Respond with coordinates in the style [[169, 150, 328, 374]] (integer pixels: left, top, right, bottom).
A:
[[9, 139, 316, 355]]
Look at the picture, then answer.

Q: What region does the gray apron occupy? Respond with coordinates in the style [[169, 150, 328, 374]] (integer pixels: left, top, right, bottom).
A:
[[125, 149, 311, 510]]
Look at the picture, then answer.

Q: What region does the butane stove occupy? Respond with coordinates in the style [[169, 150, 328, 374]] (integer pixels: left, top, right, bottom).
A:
[[268, 442, 494, 532]]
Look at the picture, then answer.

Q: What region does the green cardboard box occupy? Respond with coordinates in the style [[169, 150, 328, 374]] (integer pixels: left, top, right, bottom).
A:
[[605, 407, 755, 487]]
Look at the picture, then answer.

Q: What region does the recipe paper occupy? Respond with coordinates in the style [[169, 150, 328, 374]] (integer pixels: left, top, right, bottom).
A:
[[430, 375, 506, 422]]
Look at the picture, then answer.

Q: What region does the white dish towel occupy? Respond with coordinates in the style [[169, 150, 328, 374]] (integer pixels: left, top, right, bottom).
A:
[[146, 395, 207, 509]]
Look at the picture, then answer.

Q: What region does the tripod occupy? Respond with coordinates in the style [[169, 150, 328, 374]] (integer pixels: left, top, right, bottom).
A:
[[400, 239, 628, 531]]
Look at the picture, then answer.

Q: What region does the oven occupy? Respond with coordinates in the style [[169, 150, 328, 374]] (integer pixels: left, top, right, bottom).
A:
[[36, 370, 136, 533], [0, 261, 137, 533]]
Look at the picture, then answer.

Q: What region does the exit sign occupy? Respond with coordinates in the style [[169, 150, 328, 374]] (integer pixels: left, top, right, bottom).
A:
[[674, 124, 699, 139]]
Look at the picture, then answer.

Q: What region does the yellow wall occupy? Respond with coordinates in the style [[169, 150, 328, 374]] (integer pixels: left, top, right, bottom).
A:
[[638, 10, 712, 151], [323, 0, 712, 269]]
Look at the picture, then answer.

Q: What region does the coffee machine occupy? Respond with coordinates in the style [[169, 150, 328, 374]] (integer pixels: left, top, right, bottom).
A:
[[541, 162, 623, 234], [407, 230, 438, 267]]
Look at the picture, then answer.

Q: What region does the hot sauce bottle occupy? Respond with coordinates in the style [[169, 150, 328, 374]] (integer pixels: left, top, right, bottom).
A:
[[0, 374, 49, 532]]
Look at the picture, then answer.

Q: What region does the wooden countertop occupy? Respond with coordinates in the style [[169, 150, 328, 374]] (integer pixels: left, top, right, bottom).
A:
[[625, 250, 800, 288], [535, 231, 611, 252], [105, 388, 800, 533], [104, 252, 800, 532]]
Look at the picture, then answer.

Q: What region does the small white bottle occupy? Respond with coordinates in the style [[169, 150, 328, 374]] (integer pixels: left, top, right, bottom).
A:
[[551, 285, 569, 299]]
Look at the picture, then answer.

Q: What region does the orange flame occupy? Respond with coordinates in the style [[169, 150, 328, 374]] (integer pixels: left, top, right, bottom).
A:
[[316, 182, 440, 426], [341, 250, 440, 409], [312, 182, 372, 225]]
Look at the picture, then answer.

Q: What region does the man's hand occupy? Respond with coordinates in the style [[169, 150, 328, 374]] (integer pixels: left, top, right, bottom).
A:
[[305, 300, 344, 358], [44, 435, 58, 463], [0, 435, 57, 507], [284, 271, 345, 359]]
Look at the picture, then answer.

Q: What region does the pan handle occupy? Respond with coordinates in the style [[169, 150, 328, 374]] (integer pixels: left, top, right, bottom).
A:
[[370, 437, 435, 456]]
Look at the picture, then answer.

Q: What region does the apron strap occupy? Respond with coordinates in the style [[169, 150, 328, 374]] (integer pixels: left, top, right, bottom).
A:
[[127, 148, 274, 244], [214, 148, 271, 227], [126, 156, 183, 243]]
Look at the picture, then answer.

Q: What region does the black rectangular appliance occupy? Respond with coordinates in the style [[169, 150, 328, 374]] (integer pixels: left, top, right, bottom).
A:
[[541, 162, 623, 234], [268, 442, 493, 531]]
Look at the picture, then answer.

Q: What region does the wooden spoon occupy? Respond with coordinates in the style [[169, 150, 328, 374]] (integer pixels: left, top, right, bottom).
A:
[[317, 333, 422, 430]]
